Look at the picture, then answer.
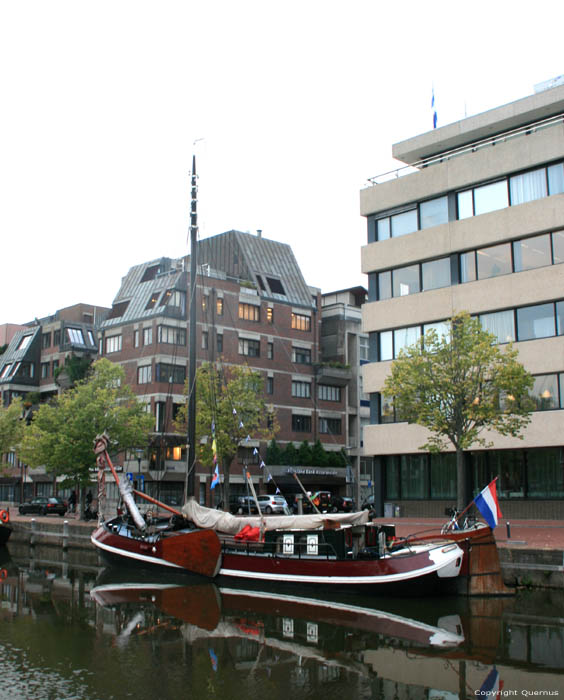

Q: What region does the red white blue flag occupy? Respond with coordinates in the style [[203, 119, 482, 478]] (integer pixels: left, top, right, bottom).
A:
[[474, 478, 502, 529]]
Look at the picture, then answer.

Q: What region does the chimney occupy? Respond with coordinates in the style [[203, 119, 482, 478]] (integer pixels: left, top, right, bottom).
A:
[[256, 229, 262, 238]]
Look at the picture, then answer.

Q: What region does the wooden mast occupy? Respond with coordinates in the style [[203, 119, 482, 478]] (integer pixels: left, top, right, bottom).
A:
[[185, 155, 198, 501]]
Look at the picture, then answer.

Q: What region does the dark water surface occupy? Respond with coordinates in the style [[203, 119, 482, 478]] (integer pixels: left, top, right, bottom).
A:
[[1, 543, 563, 700]]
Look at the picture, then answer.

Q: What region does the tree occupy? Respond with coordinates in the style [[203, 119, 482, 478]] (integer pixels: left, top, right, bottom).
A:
[[0, 398, 24, 472], [176, 362, 277, 506], [19, 359, 153, 490], [382, 313, 534, 509]]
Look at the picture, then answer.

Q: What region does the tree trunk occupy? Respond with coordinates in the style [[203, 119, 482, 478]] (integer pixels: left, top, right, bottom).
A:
[[456, 447, 467, 511]]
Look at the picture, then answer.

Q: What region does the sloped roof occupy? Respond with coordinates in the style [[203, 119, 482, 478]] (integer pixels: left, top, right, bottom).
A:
[[197, 230, 314, 308], [101, 257, 187, 328]]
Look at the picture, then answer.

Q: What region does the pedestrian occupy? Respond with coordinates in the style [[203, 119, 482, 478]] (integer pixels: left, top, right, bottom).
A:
[[68, 491, 76, 514]]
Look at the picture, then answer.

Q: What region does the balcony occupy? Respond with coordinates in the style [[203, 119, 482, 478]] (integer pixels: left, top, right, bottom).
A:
[[314, 363, 352, 387]]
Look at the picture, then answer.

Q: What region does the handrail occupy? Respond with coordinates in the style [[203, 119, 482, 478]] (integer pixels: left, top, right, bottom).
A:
[[365, 113, 564, 186]]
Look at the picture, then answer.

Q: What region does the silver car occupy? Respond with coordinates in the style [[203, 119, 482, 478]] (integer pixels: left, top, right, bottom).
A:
[[257, 495, 290, 515]]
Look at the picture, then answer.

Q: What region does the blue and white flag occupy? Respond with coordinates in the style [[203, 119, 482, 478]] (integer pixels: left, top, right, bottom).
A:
[[431, 86, 437, 129]]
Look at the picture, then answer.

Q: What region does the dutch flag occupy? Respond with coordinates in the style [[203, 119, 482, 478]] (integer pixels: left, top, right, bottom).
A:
[[480, 667, 502, 695], [474, 478, 502, 529]]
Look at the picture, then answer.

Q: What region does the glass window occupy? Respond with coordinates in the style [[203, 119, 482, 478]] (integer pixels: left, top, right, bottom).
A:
[[391, 209, 417, 238], [377, 217, 390, 241], [476, 243, 512, 279], [400, 455, 428, 498], [513, 234, 552, 271], [556, 302, 564, 336], [380, 331, 393, 361], [527, 447, 564, 498], [430, 453, 456, 498], [239, 338, 261, 357], [479, 310, 515, 343], [292, 381, 311, 398], [292, 313, 311, 331], [473, 180, 508, 216], [457, 190, 474, 220], [394, 326, 421, 357], [548, 163, 564, 195], [420, 196, 448, 229], [380, 394, 395, 423], [393, 265, 420, 297], [422, 257, 451, 291], [552, 232, 564, 265], [378, 271, 392, 300], [292, 346, 311, 364], [292, 414, 312, 432], [460, 251, 477, 283], [384, 456, 400, 500], [517, 303, 555, 341], [530, 374, 558, 411], [509, 168, 547, 205]]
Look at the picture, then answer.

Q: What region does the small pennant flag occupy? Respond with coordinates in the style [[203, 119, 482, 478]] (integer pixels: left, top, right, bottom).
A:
[[259, 460, 265, 469], [210, 464, 220, 490], [209, 647, 218, 672], [267, 473, 272, 482]]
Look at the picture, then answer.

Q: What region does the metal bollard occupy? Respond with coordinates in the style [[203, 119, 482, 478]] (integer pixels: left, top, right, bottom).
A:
[[30, 518, 37, 546], [63, 520, 69, 550], [506, 521, 511, 539]]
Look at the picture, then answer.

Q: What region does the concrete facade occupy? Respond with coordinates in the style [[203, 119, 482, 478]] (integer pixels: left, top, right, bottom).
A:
[[360, 84, 564, 518]]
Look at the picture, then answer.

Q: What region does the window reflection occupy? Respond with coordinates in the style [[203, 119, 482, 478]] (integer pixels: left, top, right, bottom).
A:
[[513, 234, 552, 271], [476, 243, 512, 279], [473, 180, 508, 216], [392, 265, 420, 297], [422, 257, 451, 290], [516, 303, 555, 341]]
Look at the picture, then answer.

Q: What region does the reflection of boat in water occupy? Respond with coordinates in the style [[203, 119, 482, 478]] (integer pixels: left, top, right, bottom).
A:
[[91, 567, 465, 651]]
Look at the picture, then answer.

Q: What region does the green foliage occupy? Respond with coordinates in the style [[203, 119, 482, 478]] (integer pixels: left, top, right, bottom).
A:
[[310, 439, 328, 467], [266, 438, 283, 464], [383, 312, 534, 507], [298, 440, 312, 466], [55, 354, 93, 385], [0, 398, 25, 471], [19, 358, 154, 485]]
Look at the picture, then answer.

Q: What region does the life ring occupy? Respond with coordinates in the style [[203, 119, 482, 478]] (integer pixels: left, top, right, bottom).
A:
[[0, 510, 9, 524], [0, 569, 7, 580]]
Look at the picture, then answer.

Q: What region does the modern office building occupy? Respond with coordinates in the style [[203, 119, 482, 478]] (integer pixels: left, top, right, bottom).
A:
[[361, 83, 564, 519]]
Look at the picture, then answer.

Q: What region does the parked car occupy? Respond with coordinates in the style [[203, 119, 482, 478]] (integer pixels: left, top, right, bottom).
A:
[[332, 495, 356, 513], [256, 494, 290, 515], [216, 495, 258, 515], [19, 497, 67, 517]]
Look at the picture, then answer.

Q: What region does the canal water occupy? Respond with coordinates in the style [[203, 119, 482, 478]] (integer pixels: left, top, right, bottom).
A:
[[1, 543, 563, 700]]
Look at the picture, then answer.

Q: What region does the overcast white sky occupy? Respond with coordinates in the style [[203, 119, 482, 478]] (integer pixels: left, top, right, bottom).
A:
[[1, 0, 563, 324]]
